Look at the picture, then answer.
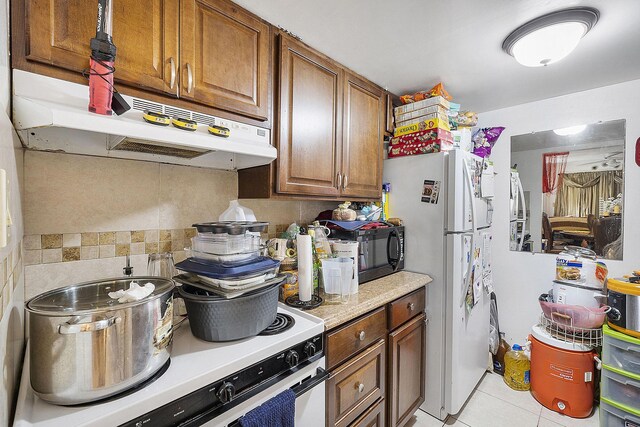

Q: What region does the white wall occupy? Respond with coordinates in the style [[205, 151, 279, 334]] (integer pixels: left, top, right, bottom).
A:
[[479, 79, 640, 345]]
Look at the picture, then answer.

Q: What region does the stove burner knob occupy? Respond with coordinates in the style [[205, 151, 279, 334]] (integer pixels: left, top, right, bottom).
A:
[[304, 342, 317, 357], [217, 382, 235, 404], [286, 350, 300, 368]]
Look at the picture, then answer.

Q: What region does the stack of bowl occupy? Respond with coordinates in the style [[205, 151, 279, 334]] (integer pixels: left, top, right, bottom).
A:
[[173, 221, 284, 342]]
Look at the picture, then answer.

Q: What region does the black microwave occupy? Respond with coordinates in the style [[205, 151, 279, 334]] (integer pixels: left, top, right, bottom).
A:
[[329, 225, 404, 284]]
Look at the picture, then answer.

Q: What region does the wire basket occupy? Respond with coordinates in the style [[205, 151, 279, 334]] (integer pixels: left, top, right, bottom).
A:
[[538, 313, 602, 348]]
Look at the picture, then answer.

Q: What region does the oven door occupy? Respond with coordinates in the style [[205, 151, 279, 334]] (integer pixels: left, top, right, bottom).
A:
[[210, 357, 327, 427], [359, 227, 404, 283]]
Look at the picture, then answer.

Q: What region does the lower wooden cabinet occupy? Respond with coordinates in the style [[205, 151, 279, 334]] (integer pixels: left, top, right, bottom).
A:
[[325, 287, 427, 427], [352, 398, 386, 427], [327, 339, 386, 427], [388, 313, 426, 427]]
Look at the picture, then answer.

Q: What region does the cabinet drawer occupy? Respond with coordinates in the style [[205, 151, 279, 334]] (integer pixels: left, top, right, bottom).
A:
[[389, 287, 425, 330], [351, 398, 385, 427], [327, 339, 386, 427], [326, 307, 387, 370]]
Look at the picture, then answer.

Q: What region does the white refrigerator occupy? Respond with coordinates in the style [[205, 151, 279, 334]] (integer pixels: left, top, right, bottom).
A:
[[509, 170, 526, 251], [383, 149, 494, 420]]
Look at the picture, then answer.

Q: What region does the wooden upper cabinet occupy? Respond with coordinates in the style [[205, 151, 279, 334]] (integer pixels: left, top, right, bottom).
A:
[[341, 72, 384, 198], [180, 0, 270, 120], [276, 35, 342, 196], [23, 0, 180, 95]]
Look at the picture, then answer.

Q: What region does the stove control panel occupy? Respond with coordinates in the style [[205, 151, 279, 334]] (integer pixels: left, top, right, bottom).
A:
[[119, 333, 323, 427]]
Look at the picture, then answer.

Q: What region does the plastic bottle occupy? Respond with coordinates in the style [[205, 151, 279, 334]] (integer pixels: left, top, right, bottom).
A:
[[503, 344, 531, 391]]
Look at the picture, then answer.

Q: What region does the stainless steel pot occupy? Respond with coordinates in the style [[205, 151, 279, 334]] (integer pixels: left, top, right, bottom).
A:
[[26, 277, 175, 405]]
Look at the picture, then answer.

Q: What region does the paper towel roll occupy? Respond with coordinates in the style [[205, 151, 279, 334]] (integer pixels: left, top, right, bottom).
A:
[[297, 234, 313, 302]]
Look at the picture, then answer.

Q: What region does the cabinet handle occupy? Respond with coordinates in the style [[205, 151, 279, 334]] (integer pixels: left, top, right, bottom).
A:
[[337, 172, 342, 189], [343, 174, 348, 190], [355, 382, 365, 393], [186, 63, 193, 94], [357, 330, 366, 341], [408, 302, 415, 311], [169, 57, 176, 90]]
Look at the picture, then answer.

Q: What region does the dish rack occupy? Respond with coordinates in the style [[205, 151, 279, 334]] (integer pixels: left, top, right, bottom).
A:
[[539, 313, 603, 348]]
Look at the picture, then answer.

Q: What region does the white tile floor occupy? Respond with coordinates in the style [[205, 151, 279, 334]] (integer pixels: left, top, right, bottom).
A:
[[405, 372, 600, 427]]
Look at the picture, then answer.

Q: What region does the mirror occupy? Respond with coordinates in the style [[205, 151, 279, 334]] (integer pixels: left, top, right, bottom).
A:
[[509, 119, 625, 260]]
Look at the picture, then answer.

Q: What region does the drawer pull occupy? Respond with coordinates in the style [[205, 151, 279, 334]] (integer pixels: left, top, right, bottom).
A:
[[408, 302, 415, 311], [355, 382, 365, 393], [358, 331, 366, 341]]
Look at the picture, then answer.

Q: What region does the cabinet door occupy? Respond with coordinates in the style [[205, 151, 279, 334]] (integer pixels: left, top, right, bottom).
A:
[[351, 398, 386, 427], [341, 72, 384, 198], [180, 0, 270, 120], [388, 313, 426, 427], [23, 0, 180, 94], [276, 35, 342, 196]]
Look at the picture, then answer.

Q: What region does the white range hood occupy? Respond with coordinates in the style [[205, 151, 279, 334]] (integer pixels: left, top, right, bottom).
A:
[[12, 70, 277, 170]]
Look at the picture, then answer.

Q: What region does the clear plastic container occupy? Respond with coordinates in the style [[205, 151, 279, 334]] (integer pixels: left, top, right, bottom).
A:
[[191, 233, 261, 255], [504, 344, 531, 391], [601, 365, 640, 413], [600, 398, 640, 427], [603, 325, 640, 373], [186, 248, 261, 264], [320, 257, 353, 304]]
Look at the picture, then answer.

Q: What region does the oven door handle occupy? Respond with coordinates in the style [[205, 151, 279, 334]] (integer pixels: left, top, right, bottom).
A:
[[387, 230, 401, 272], [291, 367, 329, 398]]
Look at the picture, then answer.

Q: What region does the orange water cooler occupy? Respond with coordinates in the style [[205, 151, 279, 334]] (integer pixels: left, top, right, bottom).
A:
[[529, 324, 598, 418]]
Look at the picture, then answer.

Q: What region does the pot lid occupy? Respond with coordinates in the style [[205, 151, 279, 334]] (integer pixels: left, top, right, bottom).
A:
[[26, 277, 174, 315]]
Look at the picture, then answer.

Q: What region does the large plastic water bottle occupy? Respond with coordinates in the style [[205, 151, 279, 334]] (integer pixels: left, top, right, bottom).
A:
[[503, 344, 531, 391]]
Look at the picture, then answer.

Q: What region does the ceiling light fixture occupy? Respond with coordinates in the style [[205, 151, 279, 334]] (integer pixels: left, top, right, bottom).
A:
[[554, 125, 587, 136], [502, 8, 599, 67]]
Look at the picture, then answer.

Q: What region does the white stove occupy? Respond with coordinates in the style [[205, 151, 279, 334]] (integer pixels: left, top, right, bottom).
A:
[[14, 304, 326, 427]]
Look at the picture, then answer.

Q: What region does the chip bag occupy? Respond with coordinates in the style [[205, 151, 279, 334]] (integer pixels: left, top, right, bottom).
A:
[[472, 127, 505, 158], [400, 82, 453, 104]]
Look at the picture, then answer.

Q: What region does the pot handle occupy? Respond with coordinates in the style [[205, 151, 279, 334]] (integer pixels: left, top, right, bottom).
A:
[[58, 316, 120, 334]]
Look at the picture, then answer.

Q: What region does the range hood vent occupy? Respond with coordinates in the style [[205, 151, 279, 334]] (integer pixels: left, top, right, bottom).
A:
[[110, 138, 210, 159], [12, 70, 277, 170]]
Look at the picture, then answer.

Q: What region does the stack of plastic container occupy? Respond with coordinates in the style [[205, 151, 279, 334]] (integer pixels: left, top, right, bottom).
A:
[[600, 274, 640, 426], [173, 221, 284, 342]]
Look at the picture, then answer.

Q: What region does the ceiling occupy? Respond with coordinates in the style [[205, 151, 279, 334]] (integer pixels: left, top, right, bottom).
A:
[[233, 0, 640, 113]]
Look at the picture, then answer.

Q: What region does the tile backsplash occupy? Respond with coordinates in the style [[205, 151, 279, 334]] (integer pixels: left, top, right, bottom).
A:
[[23, 151, 337, 296]]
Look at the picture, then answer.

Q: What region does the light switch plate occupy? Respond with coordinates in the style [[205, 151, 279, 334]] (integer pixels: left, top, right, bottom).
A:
[[0, 169, 7, 248]]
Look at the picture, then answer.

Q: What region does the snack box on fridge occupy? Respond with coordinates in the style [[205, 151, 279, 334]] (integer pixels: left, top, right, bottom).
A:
[[390, 128, 453, 146], [395, 105, 449, 122], [394, 117, 451, 137], [394, 96, 451, 114], [396, 112, 451, 128], [388, 139, 453, 158]]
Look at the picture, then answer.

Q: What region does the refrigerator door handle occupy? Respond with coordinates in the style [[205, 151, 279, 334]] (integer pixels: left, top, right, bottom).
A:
[[460, 163, 477, 307], [515, 175, 527, 251], [387, 229, 401, 271]]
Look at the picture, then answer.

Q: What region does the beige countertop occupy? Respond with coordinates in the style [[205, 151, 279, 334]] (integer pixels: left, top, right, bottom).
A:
[[304, 271, 432, 330]]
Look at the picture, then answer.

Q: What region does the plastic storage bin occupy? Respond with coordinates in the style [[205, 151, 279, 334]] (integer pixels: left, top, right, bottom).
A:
[[601, 365, 640, 413], [603, 324, 640, 374], [191, 233, 261, 255], [600, 398, 640, 427], [186, 248, 261, 264]]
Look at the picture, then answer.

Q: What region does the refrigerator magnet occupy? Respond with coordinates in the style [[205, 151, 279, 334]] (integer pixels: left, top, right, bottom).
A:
[[421, 180, 441, 204]]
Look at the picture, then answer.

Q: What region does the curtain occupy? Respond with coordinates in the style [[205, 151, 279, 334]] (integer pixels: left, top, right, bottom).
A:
[[554, 171, 623, 217], [542, 152, 569, 194]]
